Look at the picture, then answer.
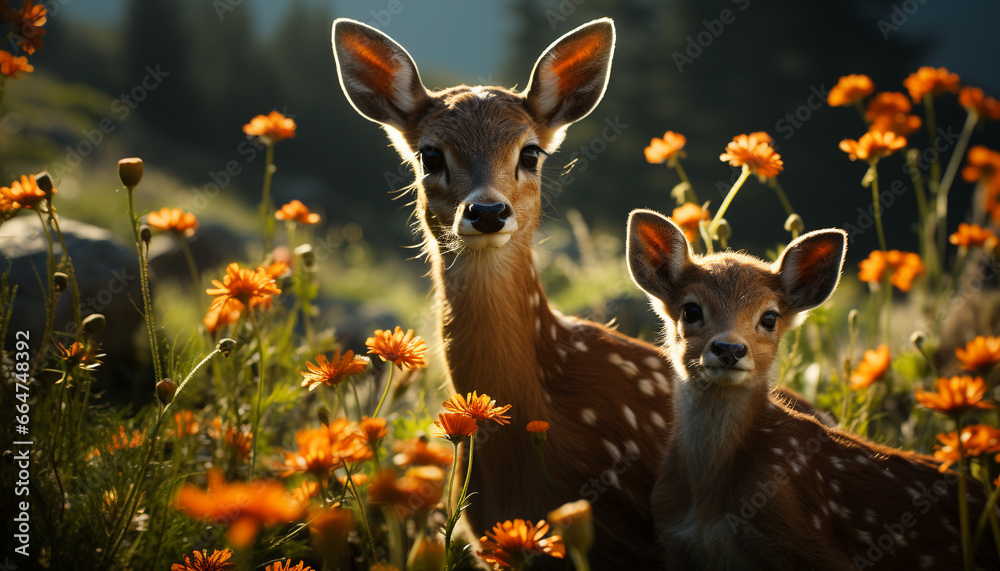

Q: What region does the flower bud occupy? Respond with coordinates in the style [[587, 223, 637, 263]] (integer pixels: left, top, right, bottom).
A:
[[217, 338, 236, 357], [783, 213, 804, 236], [670, 182, 692, 205], [295, 243, 316, 270], [82, 313, 106, 338], [848, 309, 859, 332], [406, 534, 446, 571], [715, 219, 732, 243], [910, 331, 927, 350], [317, 404, 331, 427], [53, 272, 69, 293], [156, 378, 176, 405], [35, 171, 55, 200], [548, 499, 593, 556], [3, 450, 13, 465], [118, 157, 144, 188], [140, 224, 151, 246]]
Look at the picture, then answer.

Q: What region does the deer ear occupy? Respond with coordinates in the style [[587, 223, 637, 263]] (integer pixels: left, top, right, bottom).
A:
[[775, 229, 847, 313], [524, 18, 615, 129], [627, 209, 692, 301], [332, 18, 428, 131]]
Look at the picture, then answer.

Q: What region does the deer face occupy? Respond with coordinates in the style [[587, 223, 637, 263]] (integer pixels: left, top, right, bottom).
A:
[[332, 19, 616, 251], [626, 209, 847, 390]]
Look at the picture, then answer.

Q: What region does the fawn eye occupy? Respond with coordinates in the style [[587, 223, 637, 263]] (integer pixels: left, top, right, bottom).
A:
[[760, 310, 779, 331], [519, 145, 544, 172], [421, 147, 445, 174], [681, 303, 703, 324]]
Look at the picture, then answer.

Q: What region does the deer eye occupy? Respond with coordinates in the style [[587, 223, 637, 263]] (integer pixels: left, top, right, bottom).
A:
[[519, 145, 544, 172], [760, 311, 779, 331], [420, 147, 445, 174], [681, 303, 703, 324]]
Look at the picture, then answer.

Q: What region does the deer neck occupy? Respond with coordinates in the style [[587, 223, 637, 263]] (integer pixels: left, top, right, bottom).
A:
[[673, 370, 771, 491], [428, 229, 551, 417]]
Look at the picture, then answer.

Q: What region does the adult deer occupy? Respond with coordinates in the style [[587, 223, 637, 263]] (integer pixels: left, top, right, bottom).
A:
[[627, 209, 999, 570], [332, 18, 671, 565]]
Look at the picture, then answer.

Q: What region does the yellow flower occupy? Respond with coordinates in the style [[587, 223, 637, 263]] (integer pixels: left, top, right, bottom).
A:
[[366, 326, 428, 370]]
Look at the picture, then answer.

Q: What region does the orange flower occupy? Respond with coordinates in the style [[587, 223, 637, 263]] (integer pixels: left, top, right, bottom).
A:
[[858, 250, 926, 291], [903, 66, 960, 103], [206, 263, 281, 313], [959, 87, 1000, 121], [669, 202, 709, 243], [291, 480, 320, 504], [147, 207, 198, 236], [839, 130, 907, 162], [310, 506, 354, 565], [478, 519, 565, 569], [281, 419, 369, 478], [865, 92, 922, 136], [243, 111, 296, 142], [174, 411, 200, 438], [828, 74, 875, 107], [170, 548, 235, 571], [275, 200, 320, 224], [392, 436, 454, 468], [301, 350, 370, 390], [442, 391, 512, 425], [0, 50, 33, 78], [368, 466, 445, 517], [949, 223, 997, 249], [644, 131, 687, 164], [203, 298, 244, 334], [175, 469, 305, 547], [719, 133, 783, 179], [963, 146, 1000, 211], [263, 260, 290, 279], [360, 416, 388, 446], [433, 412, 479, 443], [1, 174, 50, 209], [366, 326, 427, 370], [955, 336, 1000, 371], [53, 339, 103, 370], [265, 561, 313, 571], [527, 421, 550, 433], [10, 1, 46, 55], [849, 345, 890, 390], [225, 425, 253, 460], [916, 376, 994, 416], [933, 425, 1000, 472], [337, 472, 368, 488]]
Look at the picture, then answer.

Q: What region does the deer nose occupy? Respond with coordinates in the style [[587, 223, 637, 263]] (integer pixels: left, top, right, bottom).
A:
[[463, 203, 511, 234], [711, 342, 747, 369]]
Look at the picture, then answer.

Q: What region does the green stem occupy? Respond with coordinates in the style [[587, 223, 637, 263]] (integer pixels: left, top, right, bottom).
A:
[[249, 313, 266, 478], [568, 547, 591, 571], [344, 463, 380, 562], [707, 165, 751, 244], [445, 434, 475, 564], [372, 365, 395, 418], [49, 372, 68, 520], [128, 186, 164, 384], [936, 111, 979, 265], [973, 467, 1000, 555], [260, 142, 276, 252], [48, 212, 81, 332], [535, 444, 557, 495], [956, 415, 972, 571], [28, 208, 57, 379], [924, 93, 942, 194], [175, 233, 202, 313], [869, 163, 888, 253], [769, 178, 795, 218], [446, 441, 460, 517], [349, 378, 365, 422], [906, 149, 938, 284], [671, 159, 698, 204]]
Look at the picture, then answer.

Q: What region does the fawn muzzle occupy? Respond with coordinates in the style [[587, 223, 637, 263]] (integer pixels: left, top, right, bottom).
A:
[[464, 202, 511, 234], [710, 341, 747, 369]]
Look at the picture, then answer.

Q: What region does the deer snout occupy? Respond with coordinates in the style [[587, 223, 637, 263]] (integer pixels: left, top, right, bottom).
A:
[[454, 200, 518, 249], [710, 342, 747, 369]]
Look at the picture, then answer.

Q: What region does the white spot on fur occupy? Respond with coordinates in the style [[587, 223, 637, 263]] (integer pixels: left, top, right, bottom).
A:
[[813, 515, 822, 530], [865, 508, 877, 524], [624, 440, 640, 456], [550, 323, 558, 341], [830, 456, 845, 470], [883, 469, 897, 479], [643, 356, 663, 370], [622, 405, 637, 429], [855, 454, 870, 465], [650, 412, 666, 429], [919, 555, 935, 569], [905, 486, 919, 500], [556, 347, 568, 361], [573, 340, 588, 352], [603, 439, 622, 462], [830, 480, 841, 495], [543, 392, 552, 404], [581, 408, 597, 425], [652, 371, 669, 391], [770, 448, 784, 456], [608, 353, 639, 377], [605, 469, 622, 490], [856, 529, 872, 543], [788, 437, 800, 448], [638, 379, 655, 396], [534, 317, 541, 333], [815, 469, 824, 483]]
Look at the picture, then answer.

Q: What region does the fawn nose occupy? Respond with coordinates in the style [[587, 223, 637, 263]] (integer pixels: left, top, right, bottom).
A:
[[711, 342, 747, 369], [463, 203, 511, 234]]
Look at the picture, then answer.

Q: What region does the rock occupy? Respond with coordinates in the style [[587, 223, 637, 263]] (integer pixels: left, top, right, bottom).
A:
[[147, 221, 254, 287], [1, 216, 146, 402]]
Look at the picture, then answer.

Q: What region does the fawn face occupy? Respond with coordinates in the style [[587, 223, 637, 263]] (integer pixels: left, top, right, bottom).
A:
[[333, 19, 615, 251], [626, 209, 846, 391]]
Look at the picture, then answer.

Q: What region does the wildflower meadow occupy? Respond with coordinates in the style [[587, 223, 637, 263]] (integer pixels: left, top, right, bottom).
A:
[[2, 2, 1000, 571]]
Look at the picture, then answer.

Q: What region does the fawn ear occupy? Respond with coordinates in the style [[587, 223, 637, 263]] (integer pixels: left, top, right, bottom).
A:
[[775, 229, 847, 313], [627, 209, 692, 301], [332, 18, 428, 131], [524, 18, 615, 129]]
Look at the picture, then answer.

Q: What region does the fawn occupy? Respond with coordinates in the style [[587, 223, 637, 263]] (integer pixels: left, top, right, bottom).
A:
[[626, 209, 999, 570]]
